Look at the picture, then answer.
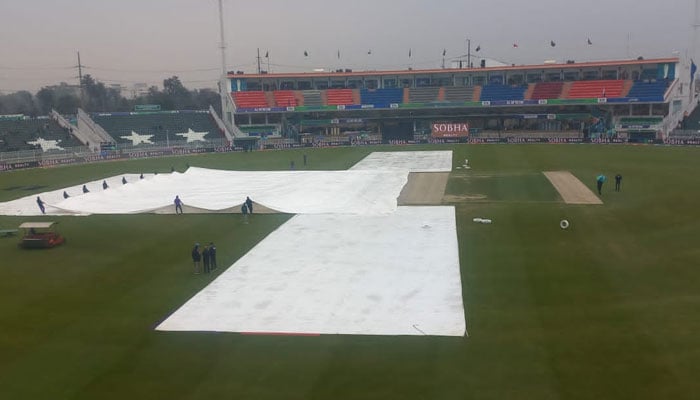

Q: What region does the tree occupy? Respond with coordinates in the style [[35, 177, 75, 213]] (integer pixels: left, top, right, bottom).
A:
[[0, 91, 38, 116], [162, 76, 192, 110], [36, 87, 55, 114], [55, 94, 81, 114], [81, 74, 112, 111], [145, 85, 172, 110], [0, 74, 220, 116], [193, 88, 221, 114], [163, 76, 187, 96]]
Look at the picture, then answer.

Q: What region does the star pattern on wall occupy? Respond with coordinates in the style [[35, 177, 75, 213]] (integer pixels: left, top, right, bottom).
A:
[[27, 138, 64, 152], [120, 131, 154, 145], [176, 128, 209, 143]]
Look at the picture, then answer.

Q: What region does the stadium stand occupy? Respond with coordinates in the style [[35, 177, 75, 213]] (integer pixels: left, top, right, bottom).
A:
[[91, 111, 222, 145], [0, 118, 83, 152], [566, 80, 624, 99], [443, 86, 476, 102], [326, 89, 355, 106], [301, 90, 324, 107], [273, 90, 298, 107], [626, 80, 669, 100], [530, 82, 564, 100], [408, 87, 440, 103], [232, 91, 270, 108], [360, 88, 403, 106], [479, 84, 527, 101]]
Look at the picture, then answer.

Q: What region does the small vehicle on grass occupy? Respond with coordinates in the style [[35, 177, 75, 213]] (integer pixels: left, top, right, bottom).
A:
[[18, 222, 65, 249]]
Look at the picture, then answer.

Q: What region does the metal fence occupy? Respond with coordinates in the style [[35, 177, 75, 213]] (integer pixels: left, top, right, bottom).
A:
[[0, 138, 233, 172]]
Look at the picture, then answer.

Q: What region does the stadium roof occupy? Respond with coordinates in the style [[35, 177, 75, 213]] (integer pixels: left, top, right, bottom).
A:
[[229, 57, 680, 79]]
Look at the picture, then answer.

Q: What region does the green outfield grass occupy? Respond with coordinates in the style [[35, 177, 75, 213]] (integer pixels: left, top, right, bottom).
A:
[[0, 144, 699, 399]]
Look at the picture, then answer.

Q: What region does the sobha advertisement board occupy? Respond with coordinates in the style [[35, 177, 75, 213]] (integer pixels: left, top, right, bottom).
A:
[[431, 122, 470, 138]]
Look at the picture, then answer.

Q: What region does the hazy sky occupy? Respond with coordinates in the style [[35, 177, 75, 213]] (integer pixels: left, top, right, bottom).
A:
[[0, 0, 697, 93]]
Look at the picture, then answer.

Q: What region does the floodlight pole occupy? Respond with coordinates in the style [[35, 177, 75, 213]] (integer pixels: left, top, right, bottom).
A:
[[694, 0, 700, 61], [218, 0, 227, 77], [691, 0, 700, 105], [217, 0, 230, 131]]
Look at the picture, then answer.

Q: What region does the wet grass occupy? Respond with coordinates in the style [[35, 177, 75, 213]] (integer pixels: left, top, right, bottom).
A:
[[0, 144, 699, 399]]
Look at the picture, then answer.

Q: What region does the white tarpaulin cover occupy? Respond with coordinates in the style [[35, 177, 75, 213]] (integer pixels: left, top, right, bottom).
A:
[[0, 150, 466, 336], [0, 151, 452, 216], [156, 206, 465, 336], [0, 174, 150, 216], [0, 168, 408, 216], [351, 150, 453, 172]]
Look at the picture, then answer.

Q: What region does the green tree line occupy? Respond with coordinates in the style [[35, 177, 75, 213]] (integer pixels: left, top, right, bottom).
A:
[[0, 75, 221, 116]]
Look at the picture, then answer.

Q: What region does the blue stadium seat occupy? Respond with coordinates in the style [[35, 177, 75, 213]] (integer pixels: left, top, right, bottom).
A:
[[626, 80, 669, 101], [360, 88, 403, 107], [479, 84, 527, 102]]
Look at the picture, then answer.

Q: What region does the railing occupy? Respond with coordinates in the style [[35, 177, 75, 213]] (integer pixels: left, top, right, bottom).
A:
[[208, 105, 234, 142], [667, 129, 700, 138], [0, 138, 233, 172], [50, 109, 91, 147], [77, 109, 115, 150]]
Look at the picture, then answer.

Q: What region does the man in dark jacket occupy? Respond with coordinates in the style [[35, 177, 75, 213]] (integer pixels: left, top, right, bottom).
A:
[[191, 243, 201, 274], [245, 196, 254, 214], [202, 244, 211, 273], [174, 195, 183, 214], [36, 197, 45, 214], [209, 242, 217, 270]]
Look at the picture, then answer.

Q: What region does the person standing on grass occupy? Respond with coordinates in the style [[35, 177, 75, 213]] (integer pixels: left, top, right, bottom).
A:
[[209, 242, 217, 270], [303, 154, 307, 166], [245, 196, 254, 214], [615, 174, 622, 192], [596, 174, 607, 195], [36, 196, 45, 214], [241, 203, 249, 224], [202, 243, 211, 273], [191, 243, 202, 274], [174, 195, 183, 214]]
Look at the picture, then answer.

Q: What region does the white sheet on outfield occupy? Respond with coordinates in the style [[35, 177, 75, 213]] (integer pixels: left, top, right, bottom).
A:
[[350, 150, 453, 172], [0, 150, 452, 216], [0, 174, 153, 216], [156, 206, 466, 336], [0, 168, 409, 216]]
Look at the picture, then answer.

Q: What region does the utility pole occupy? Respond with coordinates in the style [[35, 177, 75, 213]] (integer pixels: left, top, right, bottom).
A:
[[77, 51, 84, 107], [257, 48, 262, 74]]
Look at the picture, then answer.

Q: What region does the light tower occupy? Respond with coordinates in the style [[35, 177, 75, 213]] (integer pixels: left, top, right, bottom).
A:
[[218, 0, 229, 128], [691, 0, 700, 100], [218, 0, 227, 77]]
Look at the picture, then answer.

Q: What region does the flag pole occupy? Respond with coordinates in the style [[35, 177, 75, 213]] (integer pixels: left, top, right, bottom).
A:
[[467, 38, 471, 69]]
